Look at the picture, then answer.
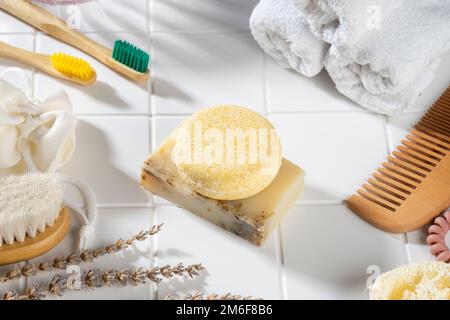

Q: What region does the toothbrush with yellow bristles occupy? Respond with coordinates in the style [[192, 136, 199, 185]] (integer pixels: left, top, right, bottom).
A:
[[0, 0, 150, 82], [0, 41, 96, 85]]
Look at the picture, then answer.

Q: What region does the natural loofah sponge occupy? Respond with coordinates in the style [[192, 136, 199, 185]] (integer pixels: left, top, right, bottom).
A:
[[0, 173, 63, 246], [370, 261, 450, 300], [171, 105, 282, 200]]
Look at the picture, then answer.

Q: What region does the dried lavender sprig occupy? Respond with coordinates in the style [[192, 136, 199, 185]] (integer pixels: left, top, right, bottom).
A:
[[166, 292, 262, 300], [0, 224, 164, 283], [2, 263, 204, 300]]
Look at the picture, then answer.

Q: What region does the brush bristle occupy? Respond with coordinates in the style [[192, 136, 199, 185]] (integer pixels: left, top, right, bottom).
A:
[[51, 53, 95, 80], [0, 173, 63, 246], [112, 40, 150, 73]]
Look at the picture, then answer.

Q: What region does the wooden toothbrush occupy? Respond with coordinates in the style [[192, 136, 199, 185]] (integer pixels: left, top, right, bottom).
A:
[[0, 41, 96, 85], [347, 86, 450, 233], [0, 0, 150, 82]]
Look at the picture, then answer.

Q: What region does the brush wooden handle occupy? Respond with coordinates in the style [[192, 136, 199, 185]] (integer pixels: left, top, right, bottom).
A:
[[0, 0, 149, 82], [0, 40, 48, 69], [0, 208, 71, 266], [0, 40, 96, 86]]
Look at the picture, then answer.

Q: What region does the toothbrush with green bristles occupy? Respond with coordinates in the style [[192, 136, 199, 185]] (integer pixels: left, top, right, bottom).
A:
[[0, 0, 150, 82]]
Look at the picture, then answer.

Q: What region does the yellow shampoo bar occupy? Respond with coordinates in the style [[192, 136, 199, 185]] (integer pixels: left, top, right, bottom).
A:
[[141, 137, 305, 246]]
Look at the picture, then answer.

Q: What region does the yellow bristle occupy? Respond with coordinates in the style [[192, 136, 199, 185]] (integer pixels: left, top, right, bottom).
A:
[[51, 53, 94, 80]]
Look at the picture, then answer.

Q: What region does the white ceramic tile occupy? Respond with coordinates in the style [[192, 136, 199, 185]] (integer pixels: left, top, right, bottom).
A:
[[405, 228, 437, 264], [386, 112, 424, 151], [35, 33, 150, 115], [60, 117, 152, 206], [54, 0, 148, 33], [271, 113, 389, 202], [152, 33, 264, 115], [153, 116, 184, 149], [151, 116, 183, 204], [151, 0, 256, 33], [0, 34, 34, 89], [266, 59, 362, 113], [0, 11, 34, 33], [156, 205, 281, 299], [26, 207, 154, 300], [281, 205, 406, 299]]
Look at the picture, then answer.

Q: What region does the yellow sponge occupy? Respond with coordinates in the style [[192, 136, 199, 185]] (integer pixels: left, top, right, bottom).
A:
[[171, 105, 282, 200], [370, 261, 450, 300], [51, 53, 94, 81]]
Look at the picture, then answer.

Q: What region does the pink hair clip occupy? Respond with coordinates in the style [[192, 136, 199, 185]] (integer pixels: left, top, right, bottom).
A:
[[426, 209, 450, 263]]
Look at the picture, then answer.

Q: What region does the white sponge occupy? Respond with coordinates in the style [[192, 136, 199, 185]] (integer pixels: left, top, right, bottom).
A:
[[0, 173, 63, 246], [370, 261, 450, 300]]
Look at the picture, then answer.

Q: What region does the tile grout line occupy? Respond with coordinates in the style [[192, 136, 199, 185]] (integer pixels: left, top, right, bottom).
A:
[[275, 229, 288, 300], [88, 199, 351, 210], [383, 115, 410, 265], [149, 112, 160, 300], [22, 30, 39, 294], [262, 55, 271, 115], [146, 0, 151, 35], [262, 47, 286, 299], [147, 0, 153, 301], [148, 0, 153, 34], [149, 29, 253, 36]]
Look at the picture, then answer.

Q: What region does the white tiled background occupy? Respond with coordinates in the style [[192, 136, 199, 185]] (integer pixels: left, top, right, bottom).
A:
[[1, 0, 449, 300]]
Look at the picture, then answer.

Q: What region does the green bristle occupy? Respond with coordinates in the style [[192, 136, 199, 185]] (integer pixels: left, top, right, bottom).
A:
[[112, 40, 150, 73]]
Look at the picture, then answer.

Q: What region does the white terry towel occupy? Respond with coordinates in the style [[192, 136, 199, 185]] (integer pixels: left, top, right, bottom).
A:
[[296, 0, 450, 113], [250, 0, 328, 77]]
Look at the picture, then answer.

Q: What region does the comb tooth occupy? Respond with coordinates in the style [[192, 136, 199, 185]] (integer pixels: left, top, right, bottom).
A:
[[378, 167, 419, 188], [391, 150, 434, 172], [402, 139, 444, 160], [397, 145, 439, 166], [410, 129, 450, 150], [422, 113, 450, 131], [428, 103, 450, 116], [427, 108, 450, 124], [357, 189, 397, 211], [406, 134, 448, 158], [432, 97, 450, 111], [368, 177, 408, 199], [373, 172, 414, 194], [415, 124, 450, 145], [387, 155, 428, 177], [382, 162, 423, 184], [362, 183, 402, 206], [406, 134, 447, 156], [418, 119, 450, 136]]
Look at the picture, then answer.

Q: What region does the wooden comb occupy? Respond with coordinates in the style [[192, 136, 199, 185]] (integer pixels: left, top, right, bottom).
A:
[[347, 86, 450, 233]]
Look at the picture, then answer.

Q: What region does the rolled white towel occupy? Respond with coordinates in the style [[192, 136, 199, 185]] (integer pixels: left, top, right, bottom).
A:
[[297, 0, 450, 113], [250, 0, 328, 77], [294, 0, 403, 44]]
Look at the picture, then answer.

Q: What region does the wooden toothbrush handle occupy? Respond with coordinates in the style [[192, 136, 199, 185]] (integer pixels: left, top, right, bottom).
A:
[[0, 0, 149, 82], [0, 41, 48, 69], [0, 0, 111, 58]]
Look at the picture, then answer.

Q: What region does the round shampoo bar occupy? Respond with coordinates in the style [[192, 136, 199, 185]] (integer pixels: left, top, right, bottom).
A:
[[171, 105, 282, 200]]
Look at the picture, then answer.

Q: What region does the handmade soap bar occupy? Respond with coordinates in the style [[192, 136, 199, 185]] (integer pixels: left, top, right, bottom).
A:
[[141, 135, 305, 246]]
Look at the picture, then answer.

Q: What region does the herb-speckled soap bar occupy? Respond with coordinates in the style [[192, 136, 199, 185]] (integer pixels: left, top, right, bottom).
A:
[[140, 106, 305, 246]]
